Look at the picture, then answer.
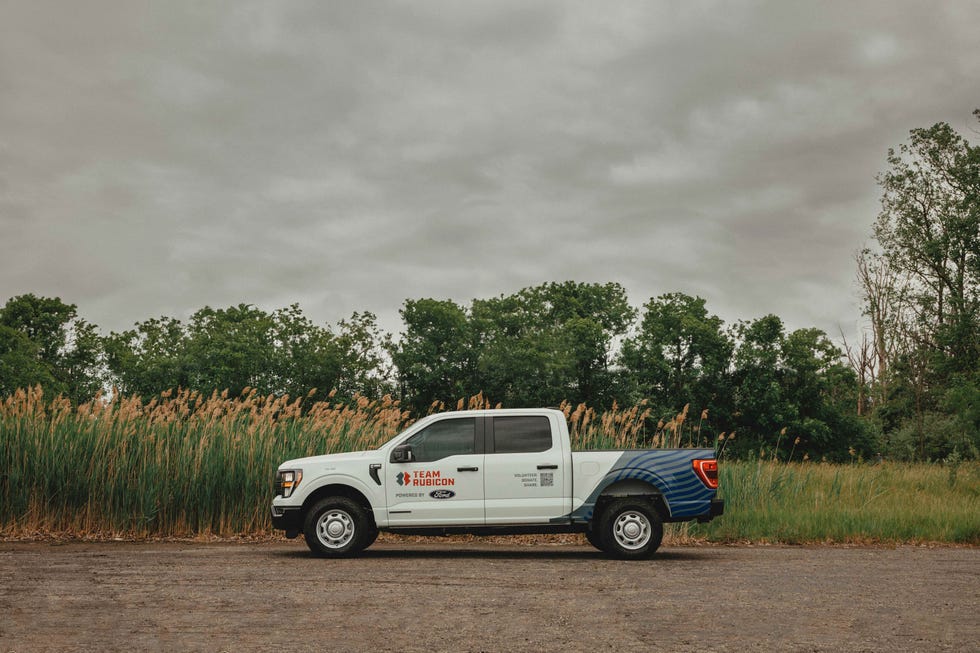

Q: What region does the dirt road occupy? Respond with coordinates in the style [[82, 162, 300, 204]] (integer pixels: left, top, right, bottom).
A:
[[1, 541, 976, 652]]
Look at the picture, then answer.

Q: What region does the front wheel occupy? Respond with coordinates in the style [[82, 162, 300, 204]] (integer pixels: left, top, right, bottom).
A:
[[303, 497, 373, 558], [597, 498, 664, 559]]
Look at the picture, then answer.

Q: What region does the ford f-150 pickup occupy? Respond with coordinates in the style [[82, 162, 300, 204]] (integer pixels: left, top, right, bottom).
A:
[[271, 408, 723, 559]]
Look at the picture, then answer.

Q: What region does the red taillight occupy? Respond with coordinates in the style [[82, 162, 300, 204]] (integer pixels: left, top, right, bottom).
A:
[[693, 459, 719, 489]]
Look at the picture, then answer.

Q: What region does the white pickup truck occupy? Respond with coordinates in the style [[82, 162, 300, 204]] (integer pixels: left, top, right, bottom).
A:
[[271, 408, 723, 559]]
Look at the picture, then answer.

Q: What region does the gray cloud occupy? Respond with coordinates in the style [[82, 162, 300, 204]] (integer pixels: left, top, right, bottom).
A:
[[2, 1, 979, 342]]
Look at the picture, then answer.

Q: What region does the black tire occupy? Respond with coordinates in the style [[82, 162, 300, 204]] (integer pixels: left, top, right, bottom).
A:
[[585, 526, 604, 552], [303, 497, 373, 558], [597, 498, 664, 560], [364, 526, 380, 549]]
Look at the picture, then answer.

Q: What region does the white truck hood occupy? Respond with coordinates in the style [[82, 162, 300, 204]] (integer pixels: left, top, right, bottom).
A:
[[278, 450, 377, 469]]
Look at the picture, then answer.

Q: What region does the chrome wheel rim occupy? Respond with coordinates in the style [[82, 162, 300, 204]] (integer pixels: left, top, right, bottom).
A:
[[316, 509, 355, 549], [613, 510, 651, 550]]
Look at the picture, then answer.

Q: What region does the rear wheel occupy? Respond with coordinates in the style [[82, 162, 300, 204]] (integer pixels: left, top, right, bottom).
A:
[[303, 497, 373, 558], [598, 498, 663, 559], [585, 527, 604, 552]]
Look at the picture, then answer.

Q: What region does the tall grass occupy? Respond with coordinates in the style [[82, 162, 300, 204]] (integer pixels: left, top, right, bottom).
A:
[[0, 387, 408, 537], [679, 460, 980, 544], [2, 388, 977, 543]]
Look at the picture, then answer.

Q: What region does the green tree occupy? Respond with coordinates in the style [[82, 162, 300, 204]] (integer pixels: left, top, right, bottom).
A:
[[780, 328, 874, 461], [471, 291, 566, 408], [59, 319, 104, 403], [0, 294, 75, 364], [334, 311, 394, 400], [0, 325, 54, 394], [0, 294, 103, 402], [391, 299, 476, 413], [620, 293, 732, 419], [472, 282, 635, 407], [875, 112, 980, 381], [863, 110, 980, 458], [266, 304, 342, 402], [727, 317, 873, 461], [526, 281, 636, 405], [105, 303, 390, 403], [729, 315, 789, 453], [104, 316, 189, 397], [183, 304, 278, 397], [941, 378, 980, 458]]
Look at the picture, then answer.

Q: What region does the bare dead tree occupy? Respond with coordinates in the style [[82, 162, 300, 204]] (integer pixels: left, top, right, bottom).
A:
[[840, 327, 875, 416], [855, 248, 913, 409]]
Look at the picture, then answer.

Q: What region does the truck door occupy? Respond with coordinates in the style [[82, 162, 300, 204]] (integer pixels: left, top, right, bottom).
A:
[[385, 416, 485, 526], [484, 414, 571, 524]]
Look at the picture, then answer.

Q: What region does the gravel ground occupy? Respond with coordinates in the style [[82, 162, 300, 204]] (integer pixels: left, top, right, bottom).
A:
[[1, 541, 977, 652]]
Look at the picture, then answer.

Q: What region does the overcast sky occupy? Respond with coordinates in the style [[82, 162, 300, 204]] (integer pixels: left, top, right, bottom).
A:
[[3, 1, 979, 341]]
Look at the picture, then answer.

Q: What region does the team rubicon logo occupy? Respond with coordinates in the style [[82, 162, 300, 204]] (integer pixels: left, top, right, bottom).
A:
[[393, 470, 455, 487]]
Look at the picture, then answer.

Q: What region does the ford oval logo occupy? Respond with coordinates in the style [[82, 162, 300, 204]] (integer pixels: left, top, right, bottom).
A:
[[429, 489, 456, 500]]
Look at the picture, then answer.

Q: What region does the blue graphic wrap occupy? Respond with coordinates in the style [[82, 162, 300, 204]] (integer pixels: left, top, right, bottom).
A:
[[565, 449, 716, 523]]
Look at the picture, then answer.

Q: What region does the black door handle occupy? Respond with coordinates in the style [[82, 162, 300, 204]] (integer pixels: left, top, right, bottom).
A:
[[457, 466, 479, 472], [537, 464, 558, 470]]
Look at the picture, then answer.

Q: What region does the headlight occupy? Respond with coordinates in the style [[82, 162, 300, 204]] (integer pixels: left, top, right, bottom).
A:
[[276, 469, 303, 498]]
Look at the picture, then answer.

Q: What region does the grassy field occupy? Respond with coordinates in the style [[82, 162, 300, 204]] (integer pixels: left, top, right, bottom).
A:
[[2, 387, 977, 543], [679, 460, 979, 544]]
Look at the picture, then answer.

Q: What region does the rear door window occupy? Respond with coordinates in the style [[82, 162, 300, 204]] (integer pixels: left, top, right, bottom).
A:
[[491, 416, 552, 453]]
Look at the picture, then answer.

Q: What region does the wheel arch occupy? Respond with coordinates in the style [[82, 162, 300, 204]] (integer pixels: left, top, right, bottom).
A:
[[302, 483, 376, 526], [594, 479, 669, 521]]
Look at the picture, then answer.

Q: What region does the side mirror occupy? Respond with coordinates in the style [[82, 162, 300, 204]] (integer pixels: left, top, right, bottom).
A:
[[391, 444, 415, 463]]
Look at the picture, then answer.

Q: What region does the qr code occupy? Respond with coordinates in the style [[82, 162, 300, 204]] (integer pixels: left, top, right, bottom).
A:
[[540, 472, 554, 487]]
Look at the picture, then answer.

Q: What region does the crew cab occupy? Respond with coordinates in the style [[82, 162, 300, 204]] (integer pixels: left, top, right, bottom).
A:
[[271, 408, 723, 559]]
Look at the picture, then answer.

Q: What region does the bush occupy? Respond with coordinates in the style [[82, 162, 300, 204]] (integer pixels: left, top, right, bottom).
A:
[[887, 412, 979, 461]]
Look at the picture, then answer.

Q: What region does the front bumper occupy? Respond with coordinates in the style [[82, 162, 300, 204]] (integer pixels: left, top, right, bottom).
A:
[[271, 505, 303, 537]]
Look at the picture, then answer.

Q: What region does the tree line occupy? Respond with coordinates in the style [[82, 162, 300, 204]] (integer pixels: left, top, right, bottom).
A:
[[850, 110, 980, 461], [2, 113, 977, 462]]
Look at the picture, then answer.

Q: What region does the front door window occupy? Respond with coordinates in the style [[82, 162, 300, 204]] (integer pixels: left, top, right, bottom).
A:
[[405, 418, 476, 461]]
